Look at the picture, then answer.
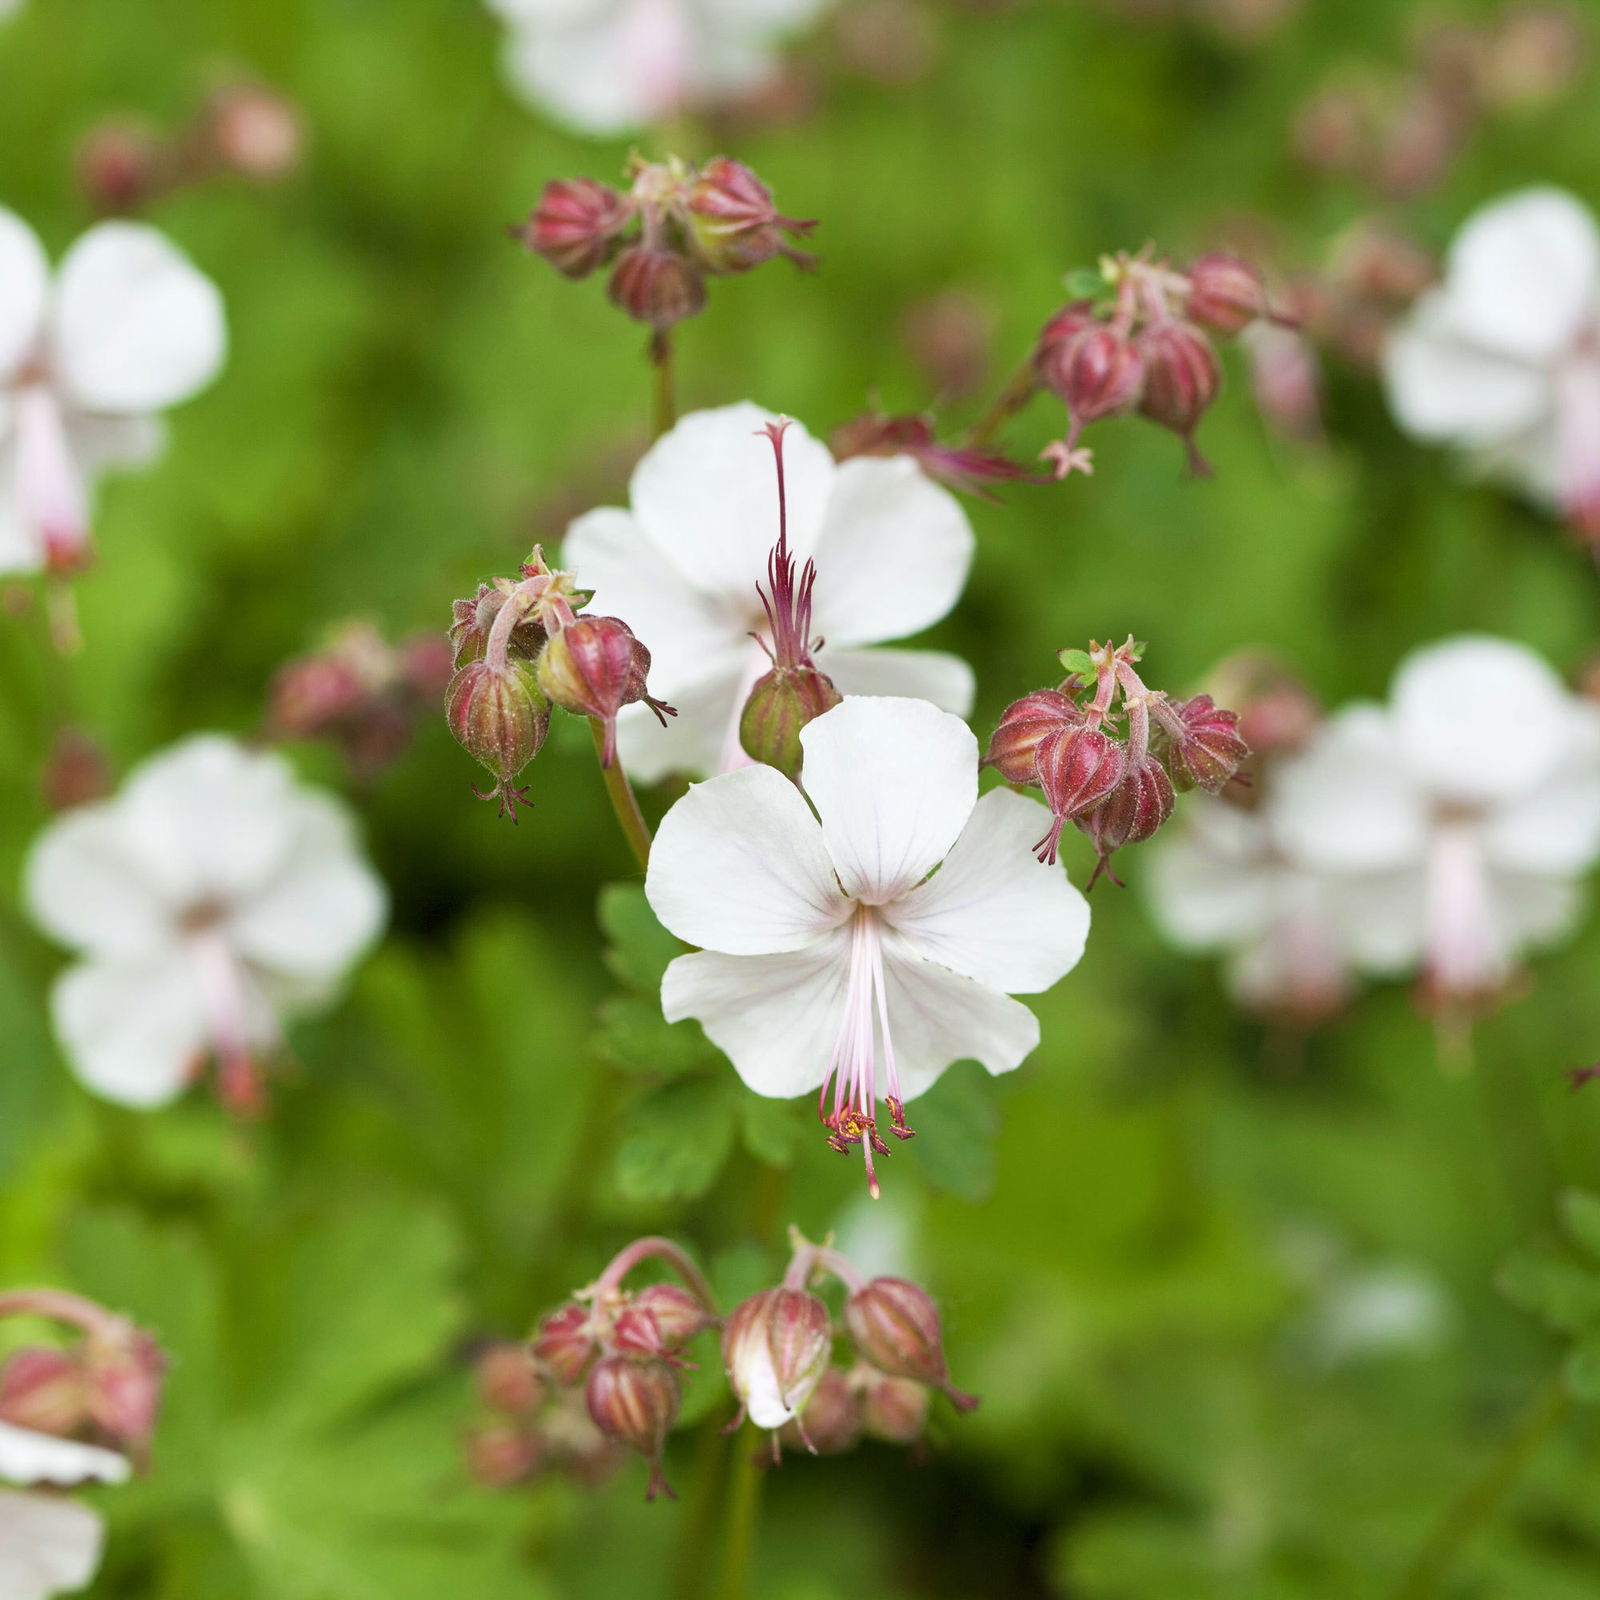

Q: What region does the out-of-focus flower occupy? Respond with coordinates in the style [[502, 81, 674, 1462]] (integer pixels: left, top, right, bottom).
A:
[[565, 404, 976, 780], [0, 210, 225, 574], [0, 1422, 124, 1600], [24, 736, 387, 1111], [199, 83, 304, 182], [1383, 187, 1600, 544], [647, 696, 1089, 1194], [485, 0, 827, 136]]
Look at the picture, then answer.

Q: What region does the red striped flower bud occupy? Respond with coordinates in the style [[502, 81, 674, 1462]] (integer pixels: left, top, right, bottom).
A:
[[0, 1347, 86, 1437], [1033, 724, 1127, 865], [859, 1369, 931, 1445], [985, 689, 1081, 785], [685, 156, 817, 275], [1136, 321, 1222, 475], [613, 1283, 717, 1361], [1039, 321, 1144, 423], [1184, 252, 1268, 337], [1161, 693, 1249, 793], [445, 659, 550, 820], [844, 1277, 977, 1412], [585, 1355, 681, 1501], [536, 615, 674, 767], [518, 178, 631, 279], [607, 244, 707, 331], [778, 1366, 862, 1456], [533, 1302, 595, 1386], [722, 1288, 833, 1443], [1077, 752, 1176, 883]]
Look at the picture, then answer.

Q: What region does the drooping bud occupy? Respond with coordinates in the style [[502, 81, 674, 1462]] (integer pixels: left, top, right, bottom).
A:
[[739, 667, 842, 781], [613, 1283, 718, 1361], [1077, 752, 1176, 884], [464, 1421, 544, 1488], [777, 1367, 862, 1456], [684, 156, 817, 275], [1184, 253, 1269, 337], [475, 1342, 547, 1416], [858, 1369, 930, 1446], [843, 1278, 977, 1412], [536, 615, 674, 767], [1033, 724, 1127, 865], [1033, 301, 1100, 385], [1160, 693, 1249, 793], [0, 1347, 87, 1437], [722, 1288, 834, 1440], [1136, 321, 1223, 474], [82, 1326, 165, 1459], [518, 178, 632, 279], [449, 583, 548, 668], [607, 244, 707, 332], [584, 1355, 681, 1501], [984, 689, 1081, 786], [445, 659, 551, 819], [1038, 321, 1144, 425], [532, 1303, 596, 1386]]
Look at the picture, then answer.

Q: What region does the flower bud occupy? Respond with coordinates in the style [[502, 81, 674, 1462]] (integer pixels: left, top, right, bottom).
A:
[[1184, 253, 1268, 337], [0, 1347, 87, 1437], [585, 1355, 680, 1500], [844, 1278, 977, 1412], [1162, 693, 1249, 793], [984, 689, 1081, 786], [777, 1367, 862, 1456], [1136, 321, 1222, 474], [1033, 301, 1100, 384], [1033, 724, 1127, 865], [464, 1421, 544, 1488], [76, 122, 164, 215], [858, 1370, 930, 1446], [449, 583, 547, 668], [445, 659, 550, 817], [518, 178, 631, 279], [722, 1288, 833, 1437], [268, 653, 368, 740], [607, 244, 707, 331], [537, 616, 672, 767], [82, 1326, 165, 1457], [42, 727, 111, 812], [1039, 321, 1144, 424], [533, 1302, 595, 1386], [684, 157, 817, 276], [475, 1342, 546, 1416], [204, 84, 304, 182], [613, 1283, 717, 1360], [739, 665, 843, 781], [1077, 752, 1176, 882]]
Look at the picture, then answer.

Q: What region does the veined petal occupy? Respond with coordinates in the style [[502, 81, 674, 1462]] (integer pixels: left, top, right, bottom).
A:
[[0, 208, 48, 379], [661, 938, 848, 1098], [808, 457, 974, 647], [817, 645, 975, 717], [51, 957, 208, 1109], [647, 764, 848, 953], [52, 222, 226, 415], [885, 788, 1089, 993], [0, 1422, 129, 1487], [800, 696, 977, 904], [1481, 703, 1600, 875], [0, 1490, 105, 1600]]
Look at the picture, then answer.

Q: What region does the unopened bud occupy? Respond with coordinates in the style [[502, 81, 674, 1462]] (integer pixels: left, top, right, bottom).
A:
[[722, 1288, 833, 1437], [1039, 321, 1144, 424], [268, 654, 368, 740], [1136, 321, 1222, 474], [613, 1283, 717, 1360], [476, 1342, 546, 1416], [399, 633, 455, 701], [844, 1278, 977, 1412], [449, 583, 547, 668], [76, 122, 163, 215], [777, 1367, 861, 1456], [204, 84, 303, 182], [1184, 253, 1268, 337], [1078, 752, 1176, 881], [858, 1369, 930, 1445], [465, 1421, 544, 1487], [445, 660, 550, 817], [537, 615, 672, 767], [585, 1355, 680, 1500], [42, 727, 111, 811], [739, 665, 842, 780], [685, 156, 816, 275], [0, 1347, 87, 1437], [1161, 693, 1249, 793], [519, 178, 631, 279], [533, 1303, 595, 1386], [1033, 301, 1099, 381], [985, 689, 1081, 786], [83, 1326, 165, 1457], [1033, 724, 1127, 865], [607, 245, 707, 331]]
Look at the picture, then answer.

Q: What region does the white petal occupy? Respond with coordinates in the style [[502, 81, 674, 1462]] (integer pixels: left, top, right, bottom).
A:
[[0, 434, 38, 574], [878, 941, 1040, 1100], [0, 1423, 129, 1488], [0, 208, 49, 379], [1441, 186, 1600, 361], [24, 802, 177, 961], [499, 5, 667, 134], [51, 958, 208, 1109], [1494, 869, 1583, 952], [807, 457, 974, 647], [647, 764, 848, 953], [741, 1342, 800, 1430], [885, 788, 1089, 992], [1481, 706, 1600, 876], [1392, 635, 1572, 803], [628, 404, 835, 606], [52, 222, 226, 415], [818, 644, 975, 717], [799, 697, 977, 904], [68, 411, 164, 476], [1323, 868, 1427, 975], [227, 794, 388, 982], [0, 1491, 105, 1600], [1146, 800, 1274, 950], [661, 939, 848, 1098], [613, 653, 749, 782]]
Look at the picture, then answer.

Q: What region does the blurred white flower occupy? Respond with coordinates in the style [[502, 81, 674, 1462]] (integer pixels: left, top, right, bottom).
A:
[[646, 697, 1089, 1194], [25, 735, 387, 1111], [486, 0, 825, 136], [1383, 186, 1600, 539], [565, 403, 975, 781], [0, 209, 225, 574], [1271, 636, 1600, 1005], [0, 1420, 128, 1600]]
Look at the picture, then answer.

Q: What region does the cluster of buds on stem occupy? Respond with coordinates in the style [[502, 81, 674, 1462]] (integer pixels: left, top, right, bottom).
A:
[[444, 547, 673, 818], [514, 155, 815, 349], [988, 637, 1249, 883], [726, 1229, 977, 1463], [1032, 248, 1284, 478]]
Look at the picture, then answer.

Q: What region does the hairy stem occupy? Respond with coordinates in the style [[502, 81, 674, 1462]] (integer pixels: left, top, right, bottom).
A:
[[594, 1236, 717, 1309], [591, 719, 652, 872]]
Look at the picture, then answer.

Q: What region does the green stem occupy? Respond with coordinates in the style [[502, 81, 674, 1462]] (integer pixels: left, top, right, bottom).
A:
[[652, 330, 677, 441], [670, 1419, 730, 1600], [591, 720, 652, 872], [713, 1428, 766, 1600], [966, 356, 1039, 448], [1392, 1373, 1571, 1599]]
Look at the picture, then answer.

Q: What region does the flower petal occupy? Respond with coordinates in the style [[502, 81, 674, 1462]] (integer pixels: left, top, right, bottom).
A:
[[52, 222, 226, 415], [1481, 703, 1600, 875], [0, 434, 37, 574], [1494, 868, 1583, 952], [51, 958, 208, 1109], [613, 652, 750, 782], [885, 788, 1089, 992], [807, 457, 974, 647], [0, 1490, 105, 1600], [799, 696, 977, 904], [498, 5, 668, 135], [661, 938, 848, 1097], [817, 644, 975, 717], [647, 763, 848, 953], [0, 1422, 129, 1487], [1146, 799, 1274, 949], [0, 208, 48, 380]]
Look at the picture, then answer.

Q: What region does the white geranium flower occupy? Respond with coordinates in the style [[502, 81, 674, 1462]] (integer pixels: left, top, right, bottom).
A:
[[486, 0, 825, 136], [1271, 636, 1600, 1003], [1383, 187, 1600, 537], [0, 1420, 128, 1600], [565, 404, 976, 782], [645, 696, 1090, 1194], [24, 735, 387, 1111], [0, 208, 225, 574]]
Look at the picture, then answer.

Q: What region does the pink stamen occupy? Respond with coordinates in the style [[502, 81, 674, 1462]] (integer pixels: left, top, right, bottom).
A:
[[1556, 352, 1600, 545], [1422, 820, 1507, 1001], [189, 927, 274, 1118], [14, 386, 90, 573]]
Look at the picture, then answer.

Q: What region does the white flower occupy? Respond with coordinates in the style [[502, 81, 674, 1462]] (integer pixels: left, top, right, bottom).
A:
[[1383, 186, 1600, 535], [0, 208, 225, 574], [1270, 636, 1600, 1002], [645, 696, 1090, 1194], [564, 404, 976, 782], [486, 0, 825, 136], [0, 1420, 128, 1600], [24, 735, 388, 1110]]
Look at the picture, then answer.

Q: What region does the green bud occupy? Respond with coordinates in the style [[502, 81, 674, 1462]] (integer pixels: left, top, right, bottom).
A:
[[445, 660, 550, 819], [739, 665, 842, 781]]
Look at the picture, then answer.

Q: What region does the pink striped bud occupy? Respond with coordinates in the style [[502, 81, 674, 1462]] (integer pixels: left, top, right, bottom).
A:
[[0, 1347, 86, 1437], [445, 659, 550, 819], [1039, 322, 1144, 423], [1161, 693, 1249, 793], [607, 244, 706, 331], [859, 1370, 930, 1445], [722, 1288, 833, 1440], [843, 1277, 977, 1413], [613, 1284, 717, 1360], [1078, 753, 1176, 883], [518, 178, 630, 279], [537, 616, 673, 767], [464, 1421, 544, 1487], [685, 156, 817, 275], [82, 1326, 165, 1458], [475, 1342, 546, 1416], [533, 1302, 596, 1386], [778, 1366, 862, 1456], [1136, 321, 1222, 475], [1033, 724, 1127, 865], [1184, 253, 1268, 337], [984, 689, 1081, 785], [585, 1355, 680, 1501]]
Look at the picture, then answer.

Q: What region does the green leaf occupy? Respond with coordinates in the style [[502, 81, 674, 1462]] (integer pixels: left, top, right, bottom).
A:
[[1497, 1252, 1600, 1335], [1057, 647, 1094, 679], [614, 1078, 736, 1203], [1561, 1190, 1600, 1260], [907, 1065, 999, 1202], [594, 995, 714, 1078], [738, 1095, 803, 1168], [1062, 267, 1109, 300], [598, 883, 680, 993]]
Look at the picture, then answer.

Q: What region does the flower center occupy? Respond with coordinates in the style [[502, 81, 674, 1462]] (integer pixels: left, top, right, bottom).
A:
[[1421, 818, 1507, 1001], [818, 906, 914, 1198]]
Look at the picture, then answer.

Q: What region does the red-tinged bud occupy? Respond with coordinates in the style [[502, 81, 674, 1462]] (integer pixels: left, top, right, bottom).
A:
[[533, 1303, 596, 1386], [42, 727, 111, 812], [1136, 321, 1222, 475], [843, 1278, 977, 1412], [82, 1327, 165, 1458], [722, 1288, 834, 1438], [684, 156, 817, 275], [204, 84, 303, 182], [76, 122, 164, 215], [537, 615, 674, 767], [518, 178, 631, 279], [585, 1355, 680, 1500], [1039, 321, 1144, 426], [464, 1421, 544, 1487], [1160, 694, 1249, 793], [607, 244, 707, 332], [1033, 301, 1100, 381], [449, 584, 548, 668], [1033, 724, 1127, 865], [739, 666, 842, 781], [1077, 752, 1176, 885], [984, 689, 1081, 786], [1184, 253, 1268, 337], [475, 1342, 546, 1416], [777, 1367, 861, 1456], [858, 1370, 930, 1446], [445, 659, 550, 820], [268, 654, 368, 740], [0, 1347, 87, 1437], [618, 1284, 718, 1355]]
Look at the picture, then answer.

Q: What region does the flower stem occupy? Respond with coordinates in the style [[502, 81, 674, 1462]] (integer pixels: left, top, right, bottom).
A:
[[591, 719, 652, 872], [670, 1420, 730, 1600], [967, 356, 1039, 448], [1391, 1373, 1571, 1599], [652, 330, 677, 441], [713, 1428, 766, 1600], [593, 1235, 717, 1308]]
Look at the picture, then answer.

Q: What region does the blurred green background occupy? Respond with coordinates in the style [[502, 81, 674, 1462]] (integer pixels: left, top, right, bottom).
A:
[[4, 0, 1600, 1595]]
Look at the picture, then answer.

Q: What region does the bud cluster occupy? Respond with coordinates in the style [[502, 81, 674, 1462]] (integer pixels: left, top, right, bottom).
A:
[[987, 637, 1249, 882], [515, 156, 816, 338], [444, 547, 674, 818]]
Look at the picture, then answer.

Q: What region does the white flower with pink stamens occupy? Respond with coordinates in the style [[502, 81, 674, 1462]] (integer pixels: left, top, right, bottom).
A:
[[645, 696, 1090, 1195], [1383, 187, 1600, 541], [0, 1421, 127, 1600], [564, 404, 976, 782], [0, 209, 225, 575], [24, 736, 386, 1111]]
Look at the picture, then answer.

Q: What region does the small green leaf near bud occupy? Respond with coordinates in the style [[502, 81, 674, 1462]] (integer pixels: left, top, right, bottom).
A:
[[1057, 648, 1094, 678], [1063, 267, 1110, 299]]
